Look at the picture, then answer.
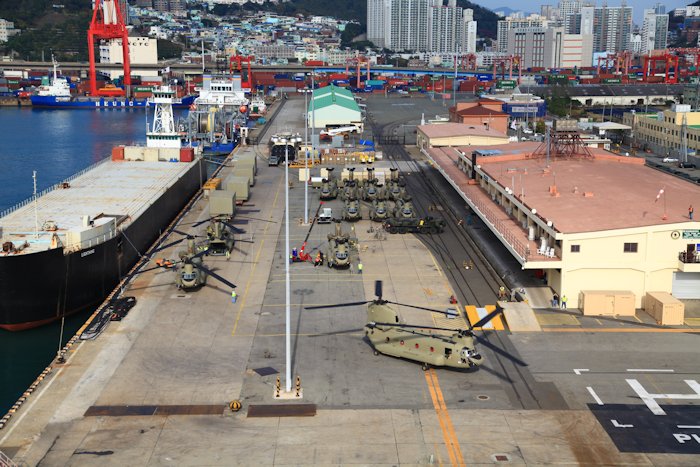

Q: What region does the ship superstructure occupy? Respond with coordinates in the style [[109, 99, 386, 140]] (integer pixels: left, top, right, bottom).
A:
[[183, 75, 250, 154]]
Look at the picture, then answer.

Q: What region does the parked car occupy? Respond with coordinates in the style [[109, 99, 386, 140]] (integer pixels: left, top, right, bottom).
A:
[[662, 156, 679, 163], [679, 162, 697, 169]]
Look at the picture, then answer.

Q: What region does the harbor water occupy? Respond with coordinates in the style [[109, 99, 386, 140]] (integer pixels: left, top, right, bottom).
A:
[[0, 107, 192, 415]]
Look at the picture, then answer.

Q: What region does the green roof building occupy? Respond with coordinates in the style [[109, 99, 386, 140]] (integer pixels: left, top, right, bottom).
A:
[[308, 85, 362, 130]]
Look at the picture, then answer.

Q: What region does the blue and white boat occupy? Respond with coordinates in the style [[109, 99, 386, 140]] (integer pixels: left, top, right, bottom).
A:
[[30, 57, 195, 109]]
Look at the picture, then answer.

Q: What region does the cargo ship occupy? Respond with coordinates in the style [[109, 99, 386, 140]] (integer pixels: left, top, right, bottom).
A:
[[29, 58, 195, 109], [0, 88, 206, 331]]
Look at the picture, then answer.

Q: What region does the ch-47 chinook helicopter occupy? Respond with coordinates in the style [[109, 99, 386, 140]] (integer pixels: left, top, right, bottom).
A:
[[175, 237, 237, 290], [306, 281, 503, 370], [326, 222, 353, 269], [147, 233, 238, 291]]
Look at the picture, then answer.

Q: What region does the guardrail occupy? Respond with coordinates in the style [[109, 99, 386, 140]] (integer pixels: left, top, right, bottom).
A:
[[679, 251, 700, 263], [0, 156, 110, 219]]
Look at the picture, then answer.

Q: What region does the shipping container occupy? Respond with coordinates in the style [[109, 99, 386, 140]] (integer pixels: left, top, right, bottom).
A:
[[644, 292, 684, 325], [580, 291, 635, 316]]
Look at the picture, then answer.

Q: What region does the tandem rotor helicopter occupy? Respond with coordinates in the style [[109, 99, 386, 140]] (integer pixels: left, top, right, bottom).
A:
[[306, 281, 503, 370]]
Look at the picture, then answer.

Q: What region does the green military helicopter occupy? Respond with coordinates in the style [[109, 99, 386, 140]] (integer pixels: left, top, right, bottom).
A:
[[307, 281, 502, 370], [172, 236, 238, 291], [368, 199, 391, 222], [394, 196, 416, 219], [342, 197, 362, 221], [320, 167, 339, 200], [326, 222, 352, 269]]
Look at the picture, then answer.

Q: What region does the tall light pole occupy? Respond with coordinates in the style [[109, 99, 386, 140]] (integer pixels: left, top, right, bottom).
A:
[[284, 143, 291, 393], [304, 83, 309, 224]]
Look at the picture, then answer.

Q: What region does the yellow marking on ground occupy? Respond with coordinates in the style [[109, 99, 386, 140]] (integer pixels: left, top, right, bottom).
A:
[[542, 327, 700, 333], [232, 176, 283, 336], [425, 369, 465, 467], [535, 313, 580, 327], [424, 287, 434, 296], [466, 305, 504, 330]]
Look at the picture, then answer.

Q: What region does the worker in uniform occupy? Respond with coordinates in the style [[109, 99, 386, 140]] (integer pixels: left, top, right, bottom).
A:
[[231, 290, 238, 304], [498, 286, 506, 301], [314, 252, 322, 267], [357, 262, 363, 274]]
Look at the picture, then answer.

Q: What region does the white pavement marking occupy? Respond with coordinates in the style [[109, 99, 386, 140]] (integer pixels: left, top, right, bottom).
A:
[[475, 307, 494, 329], [626, 379, 700, 416], [677, 425, 700, 429], [574, 369, 589, 375], [586, 386, 604, 405], [626, 369, 675, 373], [611, 420, 634, 428]]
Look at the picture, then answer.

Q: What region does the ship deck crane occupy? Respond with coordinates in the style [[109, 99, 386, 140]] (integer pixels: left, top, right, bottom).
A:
[[88, 0, 131, 97]]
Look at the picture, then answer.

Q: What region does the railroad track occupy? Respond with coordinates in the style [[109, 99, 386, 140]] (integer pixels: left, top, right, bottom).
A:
[[369, 118, 547, 410]]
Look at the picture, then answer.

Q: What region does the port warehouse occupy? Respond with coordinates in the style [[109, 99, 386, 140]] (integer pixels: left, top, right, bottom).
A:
[[424, 141, 700, 308], [306, 85, 362, 130]]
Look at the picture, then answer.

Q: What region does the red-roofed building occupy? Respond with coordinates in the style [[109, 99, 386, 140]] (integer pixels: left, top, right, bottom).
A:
[[424, 142, 700, 308], [449, 100, 509, 135]]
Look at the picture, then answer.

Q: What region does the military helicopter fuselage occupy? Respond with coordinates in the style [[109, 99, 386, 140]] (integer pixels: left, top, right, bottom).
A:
[[176, 254, 207, 290], [342, 198, 362, 221], [369, 199, 390, 222], [206, 221, 234, 256], [364, 301, 483, 369]]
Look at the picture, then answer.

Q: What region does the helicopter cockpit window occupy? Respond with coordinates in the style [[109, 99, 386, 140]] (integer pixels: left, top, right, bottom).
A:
[[336, 251, 347, 259], [183, 272, 196, 281]]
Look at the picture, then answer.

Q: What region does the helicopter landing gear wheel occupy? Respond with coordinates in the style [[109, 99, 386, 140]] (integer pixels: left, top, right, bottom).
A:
[[421, 364, 429, 371]]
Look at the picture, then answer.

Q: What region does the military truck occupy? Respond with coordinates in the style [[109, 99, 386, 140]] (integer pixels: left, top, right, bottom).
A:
[[383, 216, 446, 234]]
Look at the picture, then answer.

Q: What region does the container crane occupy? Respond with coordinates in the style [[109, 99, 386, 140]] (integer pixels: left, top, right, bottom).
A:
[[88, 0, 131, 97]]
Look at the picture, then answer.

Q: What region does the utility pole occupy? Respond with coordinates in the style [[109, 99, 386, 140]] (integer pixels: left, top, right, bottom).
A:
[[304, 84, 309, 224], [284, 144, 291, 393]]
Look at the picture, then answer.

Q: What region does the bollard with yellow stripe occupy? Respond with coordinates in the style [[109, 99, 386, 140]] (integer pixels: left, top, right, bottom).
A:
[[466, 305, 505, 330]]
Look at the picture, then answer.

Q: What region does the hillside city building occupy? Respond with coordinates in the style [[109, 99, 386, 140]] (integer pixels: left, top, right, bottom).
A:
[[367, 0, 476, 53]]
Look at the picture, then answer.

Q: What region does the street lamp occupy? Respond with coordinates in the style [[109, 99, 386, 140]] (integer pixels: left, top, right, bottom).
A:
[[284, 143, 291, 393]]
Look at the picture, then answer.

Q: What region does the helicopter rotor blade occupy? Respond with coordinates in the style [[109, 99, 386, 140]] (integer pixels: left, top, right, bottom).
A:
[[149, 238, 185, 254], [470, 307, 504, 330], [191, 248, 210, 260], [172, 229, 191, 237], [304, 301, 372, 310], [384, 301, 458, 317], [370, 322, 467, 333], [473, 334, 528, 367], [192, 217, 216, 228], [374, 280, 383, 300], [197, 264, 237, 289], [220, 220, 246, 234]]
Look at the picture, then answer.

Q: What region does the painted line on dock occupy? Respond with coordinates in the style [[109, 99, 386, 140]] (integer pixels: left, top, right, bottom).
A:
[[425, 369, 465, 467], [586, 386, 604, 405], [232, 175, 283, 337]]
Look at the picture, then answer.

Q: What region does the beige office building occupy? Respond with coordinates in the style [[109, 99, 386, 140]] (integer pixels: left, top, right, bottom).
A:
[[424, 142, 700, 307], [623, 106, 700, 154]]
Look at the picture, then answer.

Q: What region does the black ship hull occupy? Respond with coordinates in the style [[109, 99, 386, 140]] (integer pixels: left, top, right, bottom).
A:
[[0, 160, 206, 331]]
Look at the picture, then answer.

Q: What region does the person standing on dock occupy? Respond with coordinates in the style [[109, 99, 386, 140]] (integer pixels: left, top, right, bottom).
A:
[[231, 291, 237, 304]]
